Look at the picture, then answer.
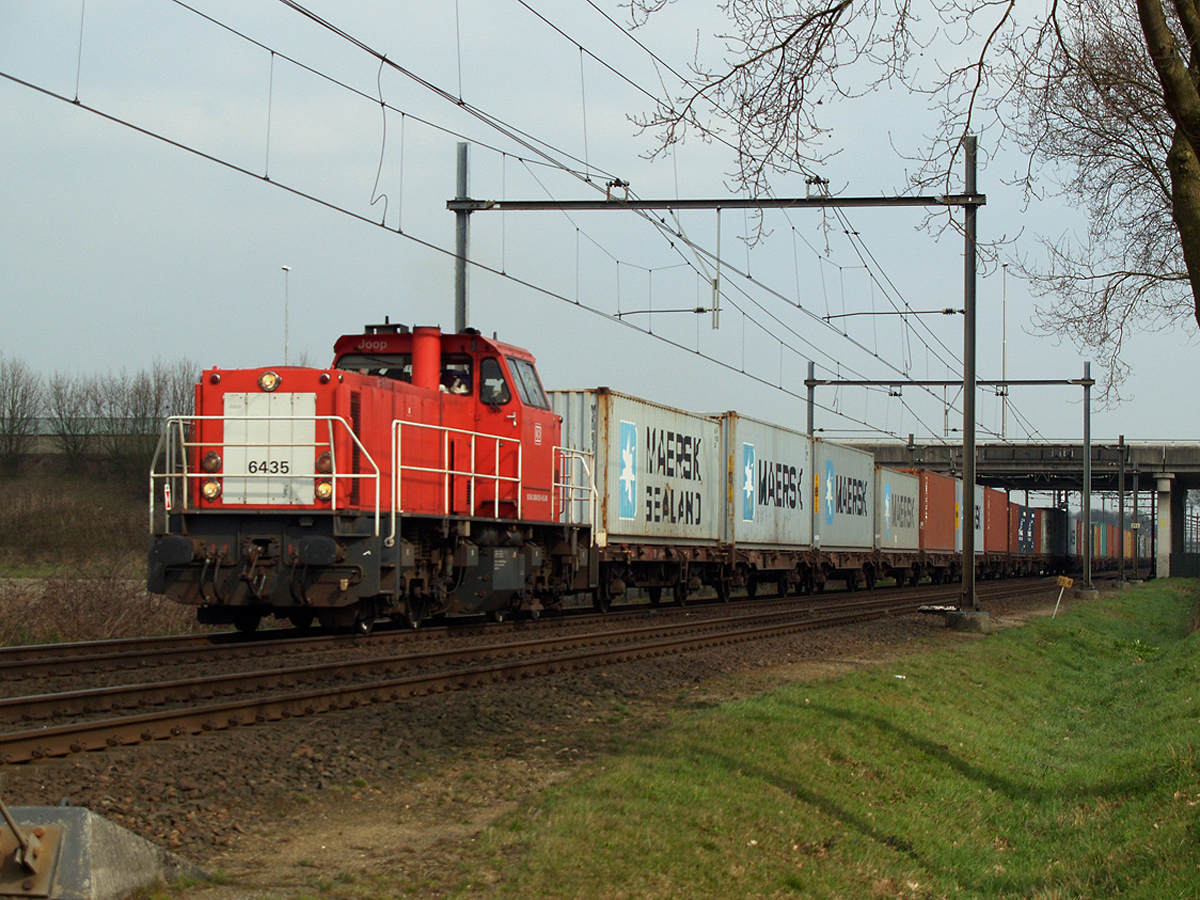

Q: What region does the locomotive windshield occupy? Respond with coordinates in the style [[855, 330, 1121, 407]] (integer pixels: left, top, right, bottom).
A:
[[336, 353, 412, 382], [479, 358, 512, 406], [507, 356, 549, 409]]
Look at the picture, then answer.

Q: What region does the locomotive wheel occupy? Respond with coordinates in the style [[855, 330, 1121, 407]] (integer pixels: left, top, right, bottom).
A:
[[233, 612, 261, 634], [353, 610, 376, 635], [290, 611, 314, 630]]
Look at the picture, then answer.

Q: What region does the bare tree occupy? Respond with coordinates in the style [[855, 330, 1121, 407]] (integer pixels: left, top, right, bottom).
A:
[[1007, 0, 1196, 394], [0, 352, 43, 466], [45, 372, 99, 470], [630, 0, 1200, 395], [93, 360, 199, 484]]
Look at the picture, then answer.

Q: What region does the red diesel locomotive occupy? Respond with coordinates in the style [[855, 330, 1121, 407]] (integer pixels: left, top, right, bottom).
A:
[[148, 322, 592, 631]]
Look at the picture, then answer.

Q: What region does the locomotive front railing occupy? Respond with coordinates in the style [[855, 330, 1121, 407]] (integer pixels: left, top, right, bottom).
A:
[[388, 420, 524, 547], [554, 446, 598, 535], [149, 414, 382, 535]]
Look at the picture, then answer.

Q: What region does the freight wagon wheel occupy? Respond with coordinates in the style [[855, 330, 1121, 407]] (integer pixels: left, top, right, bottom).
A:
[[592, 586, 612, 614], [648, 586, 663, 606], [233, 612, 261, 634], [673, 582, 688, 606], [714, 579, 732, 603], [776, 574, 789, 598]]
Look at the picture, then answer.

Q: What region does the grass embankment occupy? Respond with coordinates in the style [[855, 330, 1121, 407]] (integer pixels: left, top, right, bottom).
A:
[[461, 582, 1200, 899], [0, 471, 198, 643]]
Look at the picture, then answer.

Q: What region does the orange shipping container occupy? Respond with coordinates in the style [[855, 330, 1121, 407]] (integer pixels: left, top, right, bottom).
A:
[[984, 488, 1009, 553], [912, 469, 957, 554]]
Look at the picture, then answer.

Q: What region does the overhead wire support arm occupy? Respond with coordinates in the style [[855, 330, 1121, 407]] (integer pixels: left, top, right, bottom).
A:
[[446, 193, 987, 212], [448, 142, 988, 610]]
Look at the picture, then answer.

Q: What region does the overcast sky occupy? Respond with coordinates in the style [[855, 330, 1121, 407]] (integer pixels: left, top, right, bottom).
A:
[[2, 0, 1196, 446]]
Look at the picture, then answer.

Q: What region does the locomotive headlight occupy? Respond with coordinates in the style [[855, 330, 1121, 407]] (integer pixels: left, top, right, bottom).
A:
[[258, 371, 281, 392], [316, 451, 334, 474], [201, 450, 222, 473], [315, 479, 334, 502], [201, 478, 223, 500]]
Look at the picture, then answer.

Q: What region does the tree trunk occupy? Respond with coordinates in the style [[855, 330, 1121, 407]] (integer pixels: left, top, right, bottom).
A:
[[1138, 0, 1200, 328]]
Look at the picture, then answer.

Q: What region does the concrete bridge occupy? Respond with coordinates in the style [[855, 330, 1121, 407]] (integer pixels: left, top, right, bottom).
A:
[[845, 440, 1200, 577]]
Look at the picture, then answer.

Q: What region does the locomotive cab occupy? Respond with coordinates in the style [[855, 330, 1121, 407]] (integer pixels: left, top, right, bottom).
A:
[[149, 323, 588, 632]]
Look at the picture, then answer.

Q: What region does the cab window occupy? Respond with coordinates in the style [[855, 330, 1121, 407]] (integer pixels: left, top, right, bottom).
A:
[[440, 354, 473, 395], [507, 356, 549, 409], [335, 353, 412, 382], [479, 358, 512, 406]]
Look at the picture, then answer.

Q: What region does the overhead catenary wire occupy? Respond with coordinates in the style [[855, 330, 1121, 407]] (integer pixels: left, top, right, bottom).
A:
[[19, 0, 1040, 444], [218, 0, 983, 436]]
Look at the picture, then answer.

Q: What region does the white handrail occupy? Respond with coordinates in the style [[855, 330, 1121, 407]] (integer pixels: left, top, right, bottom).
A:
[[149, 414, 381, 535], [388, 419, 524, 546], [554, 446, 598, 534]]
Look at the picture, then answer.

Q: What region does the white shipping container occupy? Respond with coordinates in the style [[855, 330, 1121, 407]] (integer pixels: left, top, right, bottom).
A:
[[875, 467, 920, 552], [955, 481, 985, 555], [721, 413, 813, 548], [812, 439, 875, 551], [550, 389, 722, 544]]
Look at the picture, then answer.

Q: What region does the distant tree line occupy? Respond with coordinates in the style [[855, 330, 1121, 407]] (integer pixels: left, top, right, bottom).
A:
[[0, 352, 197, 479]]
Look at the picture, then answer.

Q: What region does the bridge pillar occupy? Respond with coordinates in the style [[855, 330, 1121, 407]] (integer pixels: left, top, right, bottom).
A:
[[1156, 476, 1186, 577]]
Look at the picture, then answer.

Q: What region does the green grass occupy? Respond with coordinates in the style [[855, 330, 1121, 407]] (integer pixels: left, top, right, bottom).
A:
[[458, 580, 1200, 899]]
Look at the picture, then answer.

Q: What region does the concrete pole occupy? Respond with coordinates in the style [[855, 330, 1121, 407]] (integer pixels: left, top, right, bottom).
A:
[[454, 142, 470, 334], [806, 360, 815, 436], [1082, 361, 1093, 591], [1133, 468, 1139, 573], [1118, 434, 1126, 582], [961, 136, 978, 611]]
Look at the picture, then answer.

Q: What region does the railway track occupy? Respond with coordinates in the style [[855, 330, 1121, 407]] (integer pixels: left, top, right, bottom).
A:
[[0, 575, 1030, 680], [0, 578, 1064, 765]]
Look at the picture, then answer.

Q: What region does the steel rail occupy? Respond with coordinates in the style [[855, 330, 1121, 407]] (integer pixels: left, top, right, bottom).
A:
[[0, 597, 922, 724], [0, 582, 1061, 765], [0, 577, 1055, 684]]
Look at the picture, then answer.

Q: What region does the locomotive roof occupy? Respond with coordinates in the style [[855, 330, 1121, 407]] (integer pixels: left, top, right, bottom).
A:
[[331, 326, 536, 363]]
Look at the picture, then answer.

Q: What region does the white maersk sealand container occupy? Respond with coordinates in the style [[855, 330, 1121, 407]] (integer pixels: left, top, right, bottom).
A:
[[549, 388, 722, 546]]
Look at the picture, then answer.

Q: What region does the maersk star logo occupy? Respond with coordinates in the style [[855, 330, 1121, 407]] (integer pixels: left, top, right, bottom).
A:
[[618, 420, 637, 519], [742, 443, 755, 521], [883, 483, 892, 540], [824, 459, 835, 525]]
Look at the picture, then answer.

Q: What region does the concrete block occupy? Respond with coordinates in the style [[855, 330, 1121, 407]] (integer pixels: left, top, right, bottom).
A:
[[1074, 588, 1100, 600], [2, 806, 206, 900], [945, 610, 993, 633]]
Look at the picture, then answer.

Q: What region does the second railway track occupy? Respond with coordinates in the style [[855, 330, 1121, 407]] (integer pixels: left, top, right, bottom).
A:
[[0, 578, 1064, 765]]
